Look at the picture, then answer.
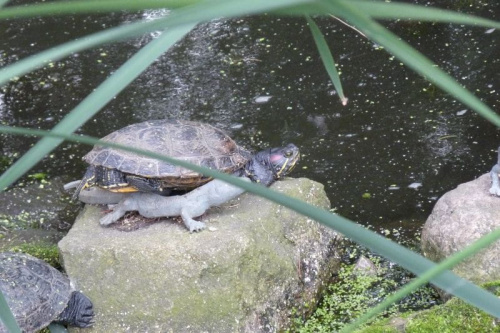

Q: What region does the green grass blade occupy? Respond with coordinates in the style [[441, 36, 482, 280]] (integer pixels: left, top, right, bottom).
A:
[[0, 0, 10, 8], [323, 0, 500, 127], [2, 125, 500, 319], [306, 15, 347, 105], [0, 0, 198, 19], [341, 227, 500, 332], [0, 291, 21, 333], [3, 0, 498, 31], [352, 0, 500, 29], [0, 23, 196, 191], [277, 2, 500, 30], [0, 0, 311, 87]]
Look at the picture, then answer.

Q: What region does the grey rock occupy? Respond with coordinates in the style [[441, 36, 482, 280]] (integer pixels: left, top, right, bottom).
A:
[[59, 178, 343, 332], [353, 255, 378, 276], [421, 173, 500, 284]]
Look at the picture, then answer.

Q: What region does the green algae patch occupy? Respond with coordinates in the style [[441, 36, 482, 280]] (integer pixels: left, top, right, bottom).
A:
[[404, 282, 500, 333], [354, 281, 500, 333], [9, 242, 61, 269]]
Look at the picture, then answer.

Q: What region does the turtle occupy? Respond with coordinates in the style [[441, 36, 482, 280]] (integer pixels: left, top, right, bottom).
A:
[[86, 143, 301, 232], [71, 119, 252, 200], [0, 252, 94, 332], [490, 145, 500, 196]]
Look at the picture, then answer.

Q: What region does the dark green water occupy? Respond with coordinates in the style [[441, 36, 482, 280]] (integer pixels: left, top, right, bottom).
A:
[[0, 1, 498, 236]]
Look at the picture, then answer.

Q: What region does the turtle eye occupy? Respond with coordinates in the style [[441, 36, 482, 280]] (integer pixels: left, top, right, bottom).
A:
[[284, 150, 293, 158]]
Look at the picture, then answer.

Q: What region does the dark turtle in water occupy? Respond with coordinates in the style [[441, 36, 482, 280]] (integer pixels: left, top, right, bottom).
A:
[[72, 119, 251, 199], [0, 252, 94, 332]]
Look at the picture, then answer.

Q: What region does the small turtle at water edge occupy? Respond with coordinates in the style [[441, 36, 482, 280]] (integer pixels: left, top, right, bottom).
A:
[[0, 252, 94, 332], [490, 146, 500, 196], [68, 119, 253, 199], [85, 143, 300, 232]]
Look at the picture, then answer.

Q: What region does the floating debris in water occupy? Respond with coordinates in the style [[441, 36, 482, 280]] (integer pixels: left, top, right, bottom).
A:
[[388, 185, 400, 190], [254, 96, 272, 104], [230, 123, 243, 130], [408, 182, 422, 190], [485, 28, 495, 34], [456, 109, 468, 116]]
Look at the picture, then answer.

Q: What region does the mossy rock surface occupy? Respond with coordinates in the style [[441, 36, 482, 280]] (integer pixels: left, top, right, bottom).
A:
[[59, 178, 342, 332], [355, 281, 500, 333]]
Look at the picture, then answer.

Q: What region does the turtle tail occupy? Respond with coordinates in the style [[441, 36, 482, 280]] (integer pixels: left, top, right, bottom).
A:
[[71, 165, 96, 201]]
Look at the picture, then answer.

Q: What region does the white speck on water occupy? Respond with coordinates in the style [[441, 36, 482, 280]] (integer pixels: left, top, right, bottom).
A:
[[254, 96, 272, 104], [485, 28, 495, 34], [230, 123, 243, 130], [456, 109, 467, 116], [408, 182, 422, 189]]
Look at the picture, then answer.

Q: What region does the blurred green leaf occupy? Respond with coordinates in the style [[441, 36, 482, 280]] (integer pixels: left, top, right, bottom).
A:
[[0, 23, 196, 191], [2, 124, 500, 320], [341, 227, 500, 332], [0, 0, 310, 87], [306, 15, 348, 105], [0, 0, 198, 19], [0, 291, 21, 333], [323, 0, 500, 127], [352, 0, 500, 28]]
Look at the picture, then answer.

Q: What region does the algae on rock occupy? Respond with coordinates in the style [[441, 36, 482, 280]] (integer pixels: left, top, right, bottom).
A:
[[59, 178, 343, 332]]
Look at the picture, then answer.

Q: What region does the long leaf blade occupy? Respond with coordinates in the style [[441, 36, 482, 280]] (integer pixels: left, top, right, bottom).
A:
[[352, 0, 500, 28], [340, 227, 500, 332], [0, 291, 21, 333], [306, 15, 347, 105], [324, 0, 500, 127], [0, 0, 311, 87], [0, 0, 198, 19], [2, 0, 499, 31], [0, 23, 196, 191], [2, 125, 500, 319]]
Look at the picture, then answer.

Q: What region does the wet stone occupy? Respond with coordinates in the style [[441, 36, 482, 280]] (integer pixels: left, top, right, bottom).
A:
[[59, 178, 343, 332], [422, 173, 500, 285]]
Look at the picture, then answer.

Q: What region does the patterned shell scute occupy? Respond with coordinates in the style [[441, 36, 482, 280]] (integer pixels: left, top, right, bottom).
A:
[[0, 252, 72, 333], [83, 119, 250, 179]]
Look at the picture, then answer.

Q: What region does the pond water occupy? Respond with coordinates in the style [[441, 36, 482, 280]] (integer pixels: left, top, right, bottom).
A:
[[0, 1, 498, 240]]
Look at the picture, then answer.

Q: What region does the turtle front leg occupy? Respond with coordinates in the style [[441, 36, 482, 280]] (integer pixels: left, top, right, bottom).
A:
[[490, 164, 500, 196], [100, 196, 139, 226], [71, 165, 97, 200], [126, 175, 171, 195], [180, 208, 206, 233]]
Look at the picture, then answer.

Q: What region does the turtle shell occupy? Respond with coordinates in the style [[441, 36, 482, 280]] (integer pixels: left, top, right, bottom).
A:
[[84, 119, 251, 189], [0, 252, 72, 333]]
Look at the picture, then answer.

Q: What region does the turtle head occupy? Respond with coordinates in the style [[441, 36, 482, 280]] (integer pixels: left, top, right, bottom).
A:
[[267, 143, 300, 179], [247, 144, 300, 186]]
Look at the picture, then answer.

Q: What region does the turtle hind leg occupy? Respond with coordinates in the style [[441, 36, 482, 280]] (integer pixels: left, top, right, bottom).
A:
[[126, 175, 171, 195]]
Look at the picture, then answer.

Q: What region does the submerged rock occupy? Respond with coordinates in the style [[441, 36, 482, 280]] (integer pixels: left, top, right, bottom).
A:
[[59, 178, 343, 332], [421, 173, 500, 284]]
